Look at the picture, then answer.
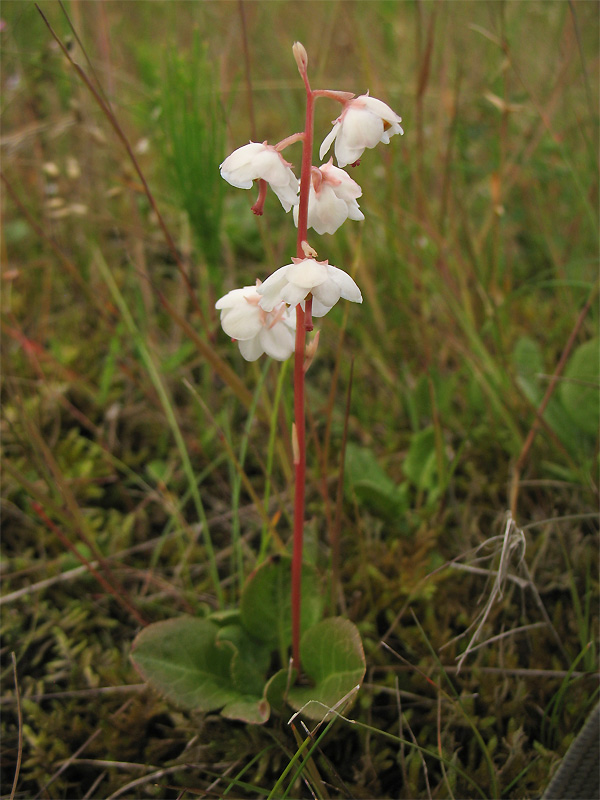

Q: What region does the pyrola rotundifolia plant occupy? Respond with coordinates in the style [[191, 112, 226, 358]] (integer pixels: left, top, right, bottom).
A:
[[216, 42, 403, 671], [131, 41, 403, 724]]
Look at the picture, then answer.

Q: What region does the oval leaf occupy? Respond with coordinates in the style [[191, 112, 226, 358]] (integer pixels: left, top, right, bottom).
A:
[[263, 666, 298, 715], [222, 696, 270, 725], [217, 624, 271, 697], [559, 338, 599, 436], [131, 617, 239, 712], [287, 617, 366, 721], [241, 556, 323, 651], [345, 443, 406, 520]]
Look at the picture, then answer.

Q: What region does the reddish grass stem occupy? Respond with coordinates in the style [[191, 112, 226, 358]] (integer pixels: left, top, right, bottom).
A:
[[291, 44, 315, 672]]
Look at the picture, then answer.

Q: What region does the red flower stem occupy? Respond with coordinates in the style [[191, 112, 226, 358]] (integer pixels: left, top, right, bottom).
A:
[[275, 131, 305, 151], [291, 53, 315, 673], [292, 308, 306, 672]]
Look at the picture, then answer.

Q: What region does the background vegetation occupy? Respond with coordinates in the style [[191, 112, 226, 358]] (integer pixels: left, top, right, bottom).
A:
[[1, 1, 598, 798]]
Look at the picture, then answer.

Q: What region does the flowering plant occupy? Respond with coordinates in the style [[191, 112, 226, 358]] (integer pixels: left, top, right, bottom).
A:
[[215, 40, 402, 670], [132, 41, 403, 723]]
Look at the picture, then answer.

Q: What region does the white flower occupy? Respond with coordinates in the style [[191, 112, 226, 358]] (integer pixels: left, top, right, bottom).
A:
[[220, 142, 299, 211], [293, 160, 364, 235], [320, 93, 404, 168], [215, 284, 296, 361], [257, 258, 362, 317]]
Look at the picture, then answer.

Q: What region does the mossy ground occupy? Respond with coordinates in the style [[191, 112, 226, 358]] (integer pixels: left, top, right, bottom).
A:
[[1, 2, 598, 798]]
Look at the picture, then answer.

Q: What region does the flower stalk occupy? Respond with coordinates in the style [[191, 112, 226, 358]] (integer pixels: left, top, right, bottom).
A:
[[291, 43, 314, 671]]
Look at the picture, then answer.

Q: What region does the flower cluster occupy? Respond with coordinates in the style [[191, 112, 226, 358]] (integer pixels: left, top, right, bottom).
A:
[[215, 50, 403, 362]]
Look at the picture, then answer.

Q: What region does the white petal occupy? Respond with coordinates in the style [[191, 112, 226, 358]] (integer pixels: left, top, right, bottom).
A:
[[362, 96, 402, 125], [319, 122, 340, 161], [330, 171, 362, 201], [342, 107, 385, 150], [259, 264, 291, 288], [260, 325, 295, 360], [334, 136, 365, 169], [252, 149, 293, 187], [280, 283, 309, 307], [257, 266, 290, 311], [385, 120, 404, 138], [310, 297, 334, 317], [305, 186, 348, 235], [219, 143, 266, 188], [238, 336, 264, 361], [276, 305, 297, 330], [271, 178, 299, 212], [220, 304, 262, 340], [287, 259, 328, 289], [345, 200, 364, 222], [219, 168, 254, 190], [327, 265, 362, 303], [215, 286, 257, 309], [312, 278, 342, 308]]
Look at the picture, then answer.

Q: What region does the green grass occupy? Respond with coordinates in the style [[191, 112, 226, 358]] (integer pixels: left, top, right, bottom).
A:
[[1, 1, 598, 798]]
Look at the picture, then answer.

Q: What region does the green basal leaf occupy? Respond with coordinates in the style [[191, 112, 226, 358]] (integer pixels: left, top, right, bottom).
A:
[[263, 666, 298, 716], [287, 617, 366, 721], [240, 556, 323, 654], [513, 336, 594, 457], [513, 336, 544, 377], [131, 617, 239, 712], [209, 608, 243, 626], [221, 696, 270, 725], [345, 442, 406, 520], [216, 624, 271, 697], [403, 428, 437, 491], [559, 338, 599, 436]]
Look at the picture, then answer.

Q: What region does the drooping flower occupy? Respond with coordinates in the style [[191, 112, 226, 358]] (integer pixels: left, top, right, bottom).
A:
[[257, 258, 362, 317], [215, 284, 296, 361], [319, 93, 403, 168], [219, 142, 299, 211], [293, 160, 364, 235]]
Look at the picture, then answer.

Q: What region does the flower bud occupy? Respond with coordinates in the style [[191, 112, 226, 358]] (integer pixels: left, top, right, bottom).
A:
[[292, 41, 308, 74]]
